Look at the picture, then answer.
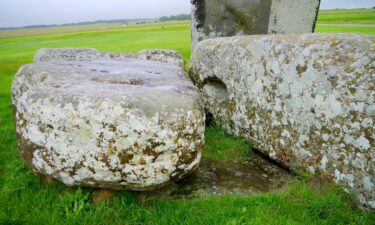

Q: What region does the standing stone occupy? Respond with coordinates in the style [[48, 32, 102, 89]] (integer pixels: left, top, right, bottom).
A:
[[12, 48, 205, 191], [191, 0, 321, 50], [189, 34, 375, 209]]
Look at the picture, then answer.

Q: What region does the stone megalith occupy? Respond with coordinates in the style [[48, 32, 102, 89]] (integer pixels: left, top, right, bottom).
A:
[[191, 0, 321, 50], [12, 48, 205, 191], [189, 34, 375, 209]]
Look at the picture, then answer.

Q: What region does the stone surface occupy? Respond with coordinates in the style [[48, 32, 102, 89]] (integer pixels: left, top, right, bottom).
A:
[[191, 0, 321, 50], [12, 49, 205, 191], [34, 48, 185, 68], [149, 154, 292, 198], [189, 34, 375, 209]]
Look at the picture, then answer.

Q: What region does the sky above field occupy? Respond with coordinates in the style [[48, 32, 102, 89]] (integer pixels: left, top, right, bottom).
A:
[[0, 0, 374, 28]]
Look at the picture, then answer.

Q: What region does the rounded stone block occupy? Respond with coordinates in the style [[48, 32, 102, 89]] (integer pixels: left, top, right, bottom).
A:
[[12, 50, 205, 191], [189, 33, 375, 209]]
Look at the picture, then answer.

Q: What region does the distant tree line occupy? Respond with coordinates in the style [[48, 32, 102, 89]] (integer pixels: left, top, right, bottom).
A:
[[159, 14, 190, 22]]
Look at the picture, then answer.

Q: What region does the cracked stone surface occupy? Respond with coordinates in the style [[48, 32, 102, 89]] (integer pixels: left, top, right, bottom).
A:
[[189, 33, 375, 209], [191, 0, 321, 50], [12, 48, 205, 191]]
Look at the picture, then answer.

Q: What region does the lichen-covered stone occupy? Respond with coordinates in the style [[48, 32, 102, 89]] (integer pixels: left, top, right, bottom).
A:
[[12, 49, 205, 191], [34, 48, 185, 68], [189, 34, 375, 209], [33, 48, 101, 62], [191, 0, 321, 50]]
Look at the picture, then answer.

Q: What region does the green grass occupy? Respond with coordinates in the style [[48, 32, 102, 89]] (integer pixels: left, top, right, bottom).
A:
[[315, 26, 375, 35], [315, 8, 375, 35], [317, 8, 375, 24], [1, 177, 373, 225], [1, 11, 375, 224], [203, 125, 252, 161]]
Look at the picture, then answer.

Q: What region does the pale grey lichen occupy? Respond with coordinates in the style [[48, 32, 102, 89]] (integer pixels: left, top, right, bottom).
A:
[[34, 48, 185, 68], [13, 50, 205, 191], [189, 33, 375, 209]]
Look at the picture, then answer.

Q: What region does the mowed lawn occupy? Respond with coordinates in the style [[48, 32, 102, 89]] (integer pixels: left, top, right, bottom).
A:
[[1, 9, 375, 225]]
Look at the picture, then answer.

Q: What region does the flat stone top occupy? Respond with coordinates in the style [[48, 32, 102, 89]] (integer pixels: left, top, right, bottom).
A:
[[17, 58, 200, 116]]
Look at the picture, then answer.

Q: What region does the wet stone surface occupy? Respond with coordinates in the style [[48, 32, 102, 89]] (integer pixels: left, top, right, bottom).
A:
[[148, 153, 292, 198]]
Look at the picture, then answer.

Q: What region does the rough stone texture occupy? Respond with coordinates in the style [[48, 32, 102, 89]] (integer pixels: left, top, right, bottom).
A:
[[189, 34, 375, 209], [34, 48, 185, 68], [191, 0, 321, 50], [12, 49, 205, 191]]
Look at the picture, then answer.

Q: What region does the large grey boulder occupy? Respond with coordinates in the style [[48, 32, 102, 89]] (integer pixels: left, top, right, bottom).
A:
[[189, 34, 375, 209], [34, 48, 185, 68], [191, 0, 321, 50], [12, 49, 205, 191]]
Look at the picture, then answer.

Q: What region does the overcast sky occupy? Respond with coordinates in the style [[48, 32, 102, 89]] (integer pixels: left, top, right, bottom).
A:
[[0, 0, 374, 28]]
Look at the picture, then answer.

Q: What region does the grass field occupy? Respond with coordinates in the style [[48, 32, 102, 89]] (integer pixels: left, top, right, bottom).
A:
[[0, 9, 375, 225], [316, 8, 375, 34], [315, 25, 375, 35], [317, 8, 375, 24]]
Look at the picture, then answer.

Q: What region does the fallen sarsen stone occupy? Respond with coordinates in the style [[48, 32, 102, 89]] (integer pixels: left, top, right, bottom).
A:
[[12, 48, 205, 191]]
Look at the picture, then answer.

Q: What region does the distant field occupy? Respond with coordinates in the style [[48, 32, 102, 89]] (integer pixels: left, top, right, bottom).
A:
[[0, 21, 189, 39], [317, 8, 375, 24], [315, 25, 375, 35], [316, 8, 375, 34], [0, 23, 124, 38]]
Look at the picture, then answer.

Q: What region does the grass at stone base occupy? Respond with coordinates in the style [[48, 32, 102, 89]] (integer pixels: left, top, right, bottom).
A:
[[1, 157, 374, 225], [1, 21, 375, 224], [315, 25, 375, 35], [203, 125, 252, 161]]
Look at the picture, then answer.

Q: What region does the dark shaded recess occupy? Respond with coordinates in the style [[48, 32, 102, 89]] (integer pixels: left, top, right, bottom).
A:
[[191, 0, 205, 29], [205, 109, 215, 127]]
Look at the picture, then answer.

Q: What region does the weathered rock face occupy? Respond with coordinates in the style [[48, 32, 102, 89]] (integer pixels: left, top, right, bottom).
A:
[[189, 34, 375, 209], [12, 49, 205, 191], [191, 0, 321, 50], [34, 48, 185, 68]]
